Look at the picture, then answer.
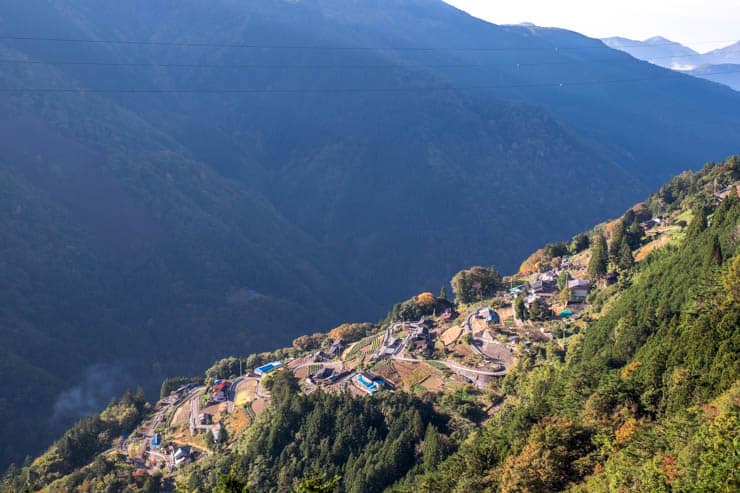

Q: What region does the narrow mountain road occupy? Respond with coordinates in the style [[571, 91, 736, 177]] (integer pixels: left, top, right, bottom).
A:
[[226, 377, 245, 414], [391, 355, 506, 376]]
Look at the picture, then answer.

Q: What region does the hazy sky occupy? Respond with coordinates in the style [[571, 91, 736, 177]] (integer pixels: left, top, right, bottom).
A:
[[444, 1, 739, 52]]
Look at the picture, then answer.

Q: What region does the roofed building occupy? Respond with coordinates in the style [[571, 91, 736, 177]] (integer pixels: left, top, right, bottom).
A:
[[567, 279, 590, 303]]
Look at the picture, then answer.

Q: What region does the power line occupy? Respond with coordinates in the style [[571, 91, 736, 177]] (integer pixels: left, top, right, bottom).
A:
[[1, 69, 737, 95], [1, 49, 737, 71], [0, 34, 736, 53]]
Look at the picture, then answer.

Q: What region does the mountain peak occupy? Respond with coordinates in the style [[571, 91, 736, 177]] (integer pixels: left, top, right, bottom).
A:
[[644, 35, 673, 44]]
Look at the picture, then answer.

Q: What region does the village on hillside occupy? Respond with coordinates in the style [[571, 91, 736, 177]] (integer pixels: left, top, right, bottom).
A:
[[102, 193, 713, 480]]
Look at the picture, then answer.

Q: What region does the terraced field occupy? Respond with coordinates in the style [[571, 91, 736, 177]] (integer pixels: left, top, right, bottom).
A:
[[244, 402, 256, 421], [234, 380, 258, 407]]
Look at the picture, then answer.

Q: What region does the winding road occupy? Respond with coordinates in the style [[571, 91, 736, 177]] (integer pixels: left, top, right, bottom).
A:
[[391, 355, 506, 376]]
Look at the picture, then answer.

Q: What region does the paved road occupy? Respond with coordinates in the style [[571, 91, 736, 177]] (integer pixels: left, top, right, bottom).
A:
[[391, 355, 506, 376], [226, 377, 245, 414], [291, 360, 344, 372], [464, 308, 494, 360]]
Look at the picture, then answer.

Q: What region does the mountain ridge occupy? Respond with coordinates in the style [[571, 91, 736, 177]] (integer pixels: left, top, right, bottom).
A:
[[602, 35, 740, 89]]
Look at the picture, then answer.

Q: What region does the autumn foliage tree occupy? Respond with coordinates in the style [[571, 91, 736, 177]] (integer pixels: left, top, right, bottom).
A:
[[416, 292, 436, 308], [500, 417, 594, 493], [327, 323, 376, 343]]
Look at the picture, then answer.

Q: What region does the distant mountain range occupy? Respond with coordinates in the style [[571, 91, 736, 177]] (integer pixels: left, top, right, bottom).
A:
[[603, 37, 740, 90], [1, 0, 740, 468]]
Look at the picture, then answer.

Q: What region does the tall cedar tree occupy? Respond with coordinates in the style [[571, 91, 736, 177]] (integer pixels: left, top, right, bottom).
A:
[[617, 238, 634, 271], [588, 234, 609, 279], [609, 221, 627, 260]]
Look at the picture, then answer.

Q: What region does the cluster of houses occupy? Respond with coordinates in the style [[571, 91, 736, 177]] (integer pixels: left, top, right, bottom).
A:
[[314, 339, 347, 362], [508, 265, 600, 317], [408, 324, 433, 357], [147, 435, 193, 469]]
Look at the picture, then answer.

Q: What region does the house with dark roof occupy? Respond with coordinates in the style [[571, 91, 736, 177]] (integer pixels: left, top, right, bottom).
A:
[[311, 367, 335, 382], [714, 183, 740, 203], [479, 307, 501, 325], [531, 279, 557, 294], [174, 446, 191, 466], [567, 279, 590, 303], [327, 339, 346, 358]]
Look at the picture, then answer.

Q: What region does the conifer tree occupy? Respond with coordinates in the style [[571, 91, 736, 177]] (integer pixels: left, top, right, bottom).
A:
[[626, 221, 643, 249], [588, 234, 608, 279], [709, 235, 723, 266], [609, 222, 626, 260], [617, 239, 634, 271], [423, 425, 446, 472], [439, 286, 448, 300], [686, 208, 708, 238]]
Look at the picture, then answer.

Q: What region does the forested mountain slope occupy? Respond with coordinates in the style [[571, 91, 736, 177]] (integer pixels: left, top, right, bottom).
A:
[[3, 158, 737, 492], [2, 0, 740, 469], [400, 159, 740, 492]]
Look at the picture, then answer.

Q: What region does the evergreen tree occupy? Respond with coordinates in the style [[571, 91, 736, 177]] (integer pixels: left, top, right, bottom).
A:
[[439, 286, 448, 300], [528, 298, 550, 321], [423, 425, 446, 472], [709, 234, 723, 266], [569, 233, 590, 254], [617, 239, 634, 271], [626, 221, 643, 249], [212, 473, 249, 493], [588, 234, 608, 279], [204, 430, 215, 449], [557, 271, 571, 290], [514, 295, 528, 321], [609, 222, 626, 260], [295, 474, 340, 493], [687, 207, 708, 238]]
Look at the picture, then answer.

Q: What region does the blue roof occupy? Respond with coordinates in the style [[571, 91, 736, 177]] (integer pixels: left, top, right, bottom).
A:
[[356, 374, 384, 394], [255, 360, 284, 374]]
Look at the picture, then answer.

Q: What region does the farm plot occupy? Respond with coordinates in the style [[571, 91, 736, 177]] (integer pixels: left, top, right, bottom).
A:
[[439, 326, 464, 346]]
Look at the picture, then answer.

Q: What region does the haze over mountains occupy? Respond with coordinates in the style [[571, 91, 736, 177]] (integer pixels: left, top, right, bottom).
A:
[[603, 36, 740, 90], [1, 0, 740, 467]]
